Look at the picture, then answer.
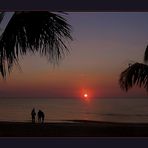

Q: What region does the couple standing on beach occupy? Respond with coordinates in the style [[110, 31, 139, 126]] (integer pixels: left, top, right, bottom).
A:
[[31, 108, 45, 123]]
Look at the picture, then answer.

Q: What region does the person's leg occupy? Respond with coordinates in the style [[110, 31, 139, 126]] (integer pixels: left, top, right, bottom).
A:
[[32, 116, 33, 123], [38, 117, 41, 123]]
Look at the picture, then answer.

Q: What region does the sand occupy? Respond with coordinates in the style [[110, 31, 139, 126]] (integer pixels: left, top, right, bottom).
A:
[[0, 120, 148, 137]]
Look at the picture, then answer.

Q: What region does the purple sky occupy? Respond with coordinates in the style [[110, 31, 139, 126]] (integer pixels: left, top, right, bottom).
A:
[[0, 12, 148, 98]]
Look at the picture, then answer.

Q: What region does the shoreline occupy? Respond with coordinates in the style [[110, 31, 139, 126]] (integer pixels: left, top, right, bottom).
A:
[[0, 120, 147, 137]]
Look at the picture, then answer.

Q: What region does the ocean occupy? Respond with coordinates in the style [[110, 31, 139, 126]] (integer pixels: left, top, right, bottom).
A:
[[0, 98, 148, 123]]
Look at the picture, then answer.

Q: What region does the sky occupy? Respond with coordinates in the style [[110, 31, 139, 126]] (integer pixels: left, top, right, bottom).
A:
[[0, 12, 148, 99]]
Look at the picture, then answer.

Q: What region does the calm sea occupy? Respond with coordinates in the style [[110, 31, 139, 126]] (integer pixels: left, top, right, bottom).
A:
[[0, 98, 148, 123]]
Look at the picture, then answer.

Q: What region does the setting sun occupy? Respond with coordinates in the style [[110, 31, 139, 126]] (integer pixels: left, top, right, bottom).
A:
[[80, 88, 93, 101], [84, 94, 88, 98], [83, 93, 90, 102]]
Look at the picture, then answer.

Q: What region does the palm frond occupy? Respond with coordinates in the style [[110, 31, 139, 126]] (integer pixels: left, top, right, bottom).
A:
[[119, 62, 148, 91], [144, 45, 148, 63], [0, 11, 73, 78], [0, 12, 5, 24]]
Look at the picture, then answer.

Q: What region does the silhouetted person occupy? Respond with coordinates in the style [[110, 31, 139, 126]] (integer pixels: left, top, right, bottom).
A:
[[38, 110, 41, 123], [38, 110, 45, 123], [31, 108, 36, 123]]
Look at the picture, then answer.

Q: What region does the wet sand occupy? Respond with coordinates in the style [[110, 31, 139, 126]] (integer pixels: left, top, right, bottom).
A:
[[0, 120, 148, 137]]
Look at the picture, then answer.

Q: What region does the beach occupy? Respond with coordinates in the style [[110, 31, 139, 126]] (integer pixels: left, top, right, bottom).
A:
[[0, 120, 148, 137]]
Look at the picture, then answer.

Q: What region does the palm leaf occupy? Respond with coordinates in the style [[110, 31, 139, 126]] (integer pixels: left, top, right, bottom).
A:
[[0, 12, 5, 24], [144, 45, 148, 63], [119, 62, 148, 91], [0, 11, 73, 78]]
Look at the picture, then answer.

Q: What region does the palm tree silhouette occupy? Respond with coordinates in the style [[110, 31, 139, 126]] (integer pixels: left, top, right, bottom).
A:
[[0, 12, 72, 78], [119, 45, 148, 91]]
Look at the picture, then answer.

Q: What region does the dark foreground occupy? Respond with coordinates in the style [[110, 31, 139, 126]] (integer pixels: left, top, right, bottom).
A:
[[1, 120, 148, 137]]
